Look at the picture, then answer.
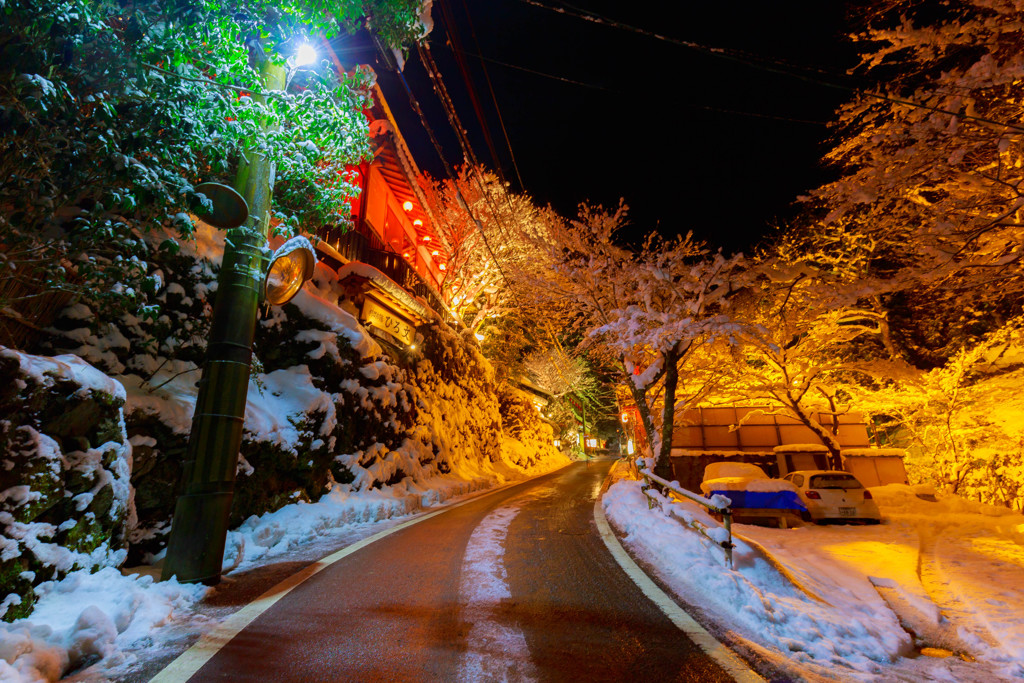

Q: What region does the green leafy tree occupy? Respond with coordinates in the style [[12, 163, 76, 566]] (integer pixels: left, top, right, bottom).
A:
[[0, 0, 422, 333]]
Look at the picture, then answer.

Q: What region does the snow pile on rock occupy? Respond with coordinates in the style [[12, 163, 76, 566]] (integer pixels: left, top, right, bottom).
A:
[[0, 349, 133, 621]]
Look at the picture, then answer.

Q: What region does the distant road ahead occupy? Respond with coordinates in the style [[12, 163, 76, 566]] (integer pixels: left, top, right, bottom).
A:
[[165, 459, 741, 681]]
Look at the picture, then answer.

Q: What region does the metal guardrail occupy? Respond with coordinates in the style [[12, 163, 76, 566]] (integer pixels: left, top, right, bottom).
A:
[[635, 458, 735, 569]]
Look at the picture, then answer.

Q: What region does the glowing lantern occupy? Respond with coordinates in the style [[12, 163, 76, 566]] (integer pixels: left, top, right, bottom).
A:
[[402, 201, 413, 212], [413, 219, 423, 227], [264, 236, 316, 306], [438, 263, 446, 271]]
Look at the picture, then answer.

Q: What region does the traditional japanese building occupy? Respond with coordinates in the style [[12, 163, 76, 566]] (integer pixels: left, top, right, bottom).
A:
[[307, 73, 455, 351]]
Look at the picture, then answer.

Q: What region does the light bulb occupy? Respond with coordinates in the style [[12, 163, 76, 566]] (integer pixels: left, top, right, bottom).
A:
[[294, 43, 317, 67]]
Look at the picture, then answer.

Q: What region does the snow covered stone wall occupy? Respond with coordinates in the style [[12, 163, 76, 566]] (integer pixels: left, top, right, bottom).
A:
[[24, 222, 562, 572], [0, 350, 132, 621]]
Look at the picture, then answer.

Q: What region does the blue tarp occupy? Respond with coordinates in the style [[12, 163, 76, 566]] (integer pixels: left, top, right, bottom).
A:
[[708, 489, 808, 512]]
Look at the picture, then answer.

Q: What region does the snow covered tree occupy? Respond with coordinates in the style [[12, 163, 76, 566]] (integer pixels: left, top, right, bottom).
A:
[[419, 165, 557, 333], [810, 0, 1024, 366], [0, 0, 423, 339], [857, 316, 1024, 508], [543, 202, 746, 475]]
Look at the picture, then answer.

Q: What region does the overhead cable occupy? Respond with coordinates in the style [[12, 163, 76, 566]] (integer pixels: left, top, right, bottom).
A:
[[518, 0, 1024, 134], [455, 0, 526, 190]]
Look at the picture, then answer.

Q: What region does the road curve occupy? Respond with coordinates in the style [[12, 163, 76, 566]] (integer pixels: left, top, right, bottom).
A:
[[168, 459, 739, 682]]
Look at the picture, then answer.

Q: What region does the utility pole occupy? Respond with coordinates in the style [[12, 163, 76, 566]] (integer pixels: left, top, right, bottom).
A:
[[581, 399, 588, 463], [162, 60, 287, 584]]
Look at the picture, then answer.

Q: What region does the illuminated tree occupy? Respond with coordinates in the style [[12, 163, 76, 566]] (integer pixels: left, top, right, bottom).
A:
[[810, 0, 1024, 366], [420, 165, 557, 333], [543, 203, 746, 475]]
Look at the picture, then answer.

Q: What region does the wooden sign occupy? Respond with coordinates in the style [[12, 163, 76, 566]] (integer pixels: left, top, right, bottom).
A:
[[361, 297, 415, 346]]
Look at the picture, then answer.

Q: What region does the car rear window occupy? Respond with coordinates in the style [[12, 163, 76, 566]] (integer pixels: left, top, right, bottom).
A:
[[809, 474, 863, 489]]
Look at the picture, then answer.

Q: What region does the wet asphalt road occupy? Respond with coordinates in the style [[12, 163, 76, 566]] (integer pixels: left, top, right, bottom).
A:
[[178, 459, 736, 682]]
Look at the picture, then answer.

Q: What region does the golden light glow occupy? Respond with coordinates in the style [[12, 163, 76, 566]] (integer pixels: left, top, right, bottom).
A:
[[422, 235, 431, 241], [402, 201, 413, 212], [439, 263, 446, 271], [474, 332, 485, 341], [413, 219, 423, 227], [431, 250, 439, 256], [621, 412, 629, 423], [264, 242, 315, 306]]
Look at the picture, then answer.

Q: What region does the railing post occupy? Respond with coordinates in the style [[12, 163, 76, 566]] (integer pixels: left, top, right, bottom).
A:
[[722, 510, 734, 570]]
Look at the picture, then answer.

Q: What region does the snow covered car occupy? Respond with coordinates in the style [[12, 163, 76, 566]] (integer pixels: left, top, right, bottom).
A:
[[700, 462, 807, 528], [782, 470, 881, 524]]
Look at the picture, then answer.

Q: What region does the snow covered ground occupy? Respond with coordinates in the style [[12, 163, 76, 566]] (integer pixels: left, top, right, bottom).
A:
[[6, 454, 1022, 683], [603, 469, 1024, 682], [0, 456, 569, 683]]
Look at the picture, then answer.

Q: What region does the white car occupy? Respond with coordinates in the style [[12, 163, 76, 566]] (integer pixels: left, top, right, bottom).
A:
[[782, 470, 881, 524]]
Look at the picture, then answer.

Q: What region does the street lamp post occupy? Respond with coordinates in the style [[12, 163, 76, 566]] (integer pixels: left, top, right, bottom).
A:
[[161, 61, 290, 584]]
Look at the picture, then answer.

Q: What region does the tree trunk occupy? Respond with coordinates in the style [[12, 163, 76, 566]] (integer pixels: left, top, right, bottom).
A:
[[789, 400, 842, 470], [628, 381, 655, 459], [655, 345, 681, 480]]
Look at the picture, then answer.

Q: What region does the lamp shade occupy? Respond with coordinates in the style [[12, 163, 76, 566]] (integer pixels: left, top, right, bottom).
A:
[[264, 236, 317, 306], [194, 182, 249, 229]]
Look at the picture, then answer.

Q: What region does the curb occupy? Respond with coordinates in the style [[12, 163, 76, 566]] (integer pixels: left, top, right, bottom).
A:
[[594, 477, 765, 683]]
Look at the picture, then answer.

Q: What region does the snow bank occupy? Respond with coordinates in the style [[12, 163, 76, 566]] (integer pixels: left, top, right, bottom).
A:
[[0, 568, 206, 682], [607, 475, 1024, 680], [604, 479, 909, 678]]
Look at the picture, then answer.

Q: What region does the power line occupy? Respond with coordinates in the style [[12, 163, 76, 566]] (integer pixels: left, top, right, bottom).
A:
[[452, 48, 827, 125], [456, 0, 526, 191], [411, 41, 587, 391], [417, 42, 526, 256], [518, 0, 1024, 134], [438, 0, 507, 182]]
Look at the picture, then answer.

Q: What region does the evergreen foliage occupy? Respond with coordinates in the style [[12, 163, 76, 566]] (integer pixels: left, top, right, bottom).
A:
[[0, 0, 421, 325]]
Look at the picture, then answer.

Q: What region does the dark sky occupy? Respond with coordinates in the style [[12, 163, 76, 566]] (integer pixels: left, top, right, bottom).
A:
[[366, 0, 861, 253]]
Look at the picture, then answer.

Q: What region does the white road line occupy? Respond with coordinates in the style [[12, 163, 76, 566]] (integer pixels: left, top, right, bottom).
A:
[[592, 498, 765, 683]]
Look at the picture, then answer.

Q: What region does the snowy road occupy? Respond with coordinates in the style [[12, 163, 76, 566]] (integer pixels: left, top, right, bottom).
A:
[[156, 459, 740, 681]]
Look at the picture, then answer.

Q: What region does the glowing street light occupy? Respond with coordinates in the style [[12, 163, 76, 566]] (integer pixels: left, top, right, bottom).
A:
[[293, 42, 318, 67], [264, 236, 316, 306]]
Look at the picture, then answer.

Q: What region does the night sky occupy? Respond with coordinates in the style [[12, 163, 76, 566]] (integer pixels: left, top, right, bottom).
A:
[[364, 1, 862, 253]]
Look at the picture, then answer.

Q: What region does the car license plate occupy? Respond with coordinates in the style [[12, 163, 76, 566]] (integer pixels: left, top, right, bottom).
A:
[[839, 507, 856, 517]]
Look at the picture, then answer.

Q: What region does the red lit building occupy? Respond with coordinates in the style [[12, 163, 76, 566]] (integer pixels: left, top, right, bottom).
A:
[[311, 78, 455, 349]]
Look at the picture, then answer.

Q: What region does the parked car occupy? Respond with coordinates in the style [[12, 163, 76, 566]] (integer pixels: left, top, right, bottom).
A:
[[701, 462, 807, 528], [782, 470, 881, 524]]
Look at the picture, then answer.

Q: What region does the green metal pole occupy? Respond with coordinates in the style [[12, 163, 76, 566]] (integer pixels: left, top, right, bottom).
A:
[[162, 62, 286, 584]]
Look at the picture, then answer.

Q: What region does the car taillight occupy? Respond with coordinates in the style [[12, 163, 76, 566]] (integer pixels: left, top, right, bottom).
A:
[[863, 490, 873, 500], [805, 491, 821, 499]]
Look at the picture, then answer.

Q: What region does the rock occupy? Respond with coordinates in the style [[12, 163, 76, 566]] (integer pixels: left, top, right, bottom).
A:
[[0, 348, 131, 622]]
